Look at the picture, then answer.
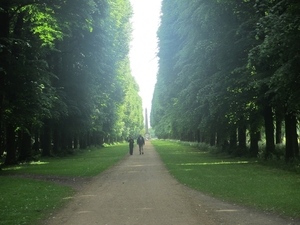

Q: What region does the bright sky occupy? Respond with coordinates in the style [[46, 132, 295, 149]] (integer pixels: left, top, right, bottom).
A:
[[129, 0, 162, 125]]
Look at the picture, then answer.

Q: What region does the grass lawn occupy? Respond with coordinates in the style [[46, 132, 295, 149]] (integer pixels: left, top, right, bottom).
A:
[[0, 144, 128, 225], [1, 144, 128, 177], [151, 139, 300, 219], [0, 177, 74, 225]]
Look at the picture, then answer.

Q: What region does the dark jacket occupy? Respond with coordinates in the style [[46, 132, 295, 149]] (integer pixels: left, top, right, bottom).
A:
[[137, 136, 145, 146], [128, 138, 134, 147]]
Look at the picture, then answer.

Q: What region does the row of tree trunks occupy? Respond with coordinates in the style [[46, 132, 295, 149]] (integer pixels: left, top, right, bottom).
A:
[[2, 122, 111, 165], [230, 131, 237, 149], [0, 2, 10, 161], [285, 113, 299, 161], [263, 104, 275, 159], [166, 106, 298, 162], [249, 130, 260, 157], [238, 125, 247, 149], [18, 129, 32, 161], [275, 115, 283, 144], [41, 120, 51, 157], [4, 125, 17, 165], [196, 106, 298, 161], [264, 105, 299, 161]]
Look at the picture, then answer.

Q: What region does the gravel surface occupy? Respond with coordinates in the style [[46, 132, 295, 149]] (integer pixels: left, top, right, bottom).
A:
[[37, 142, 299, 225]]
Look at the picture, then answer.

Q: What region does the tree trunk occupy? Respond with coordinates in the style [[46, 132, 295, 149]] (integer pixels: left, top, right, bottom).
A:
[[250, 130, 260, 157], [99, 134, 104, 146], [41, 120, 51, 156], [68, 137, 73, 149], [229, 129, 237, 150], [199, 130, 203, 142], [275, 116, 282, 144], [52, 128, 59, 154], [60, 130, 67, 150], [74, 136, 78, 149], [104, 135, 110, 144], [209, 133, 215, 146], [0, 128, 5, 156], [4, 125, 17, 165], [217, 130, 229, 152], [80, 133, 87, 149], [197, 129, 200, 143], [33, 130, 40, 154], [285, 113, 299, 161], [263, 105, 275, 159], [238, 125, 247, 149], [190, 131, 195, 142], [18, 130, 32, 161], [0, 3, 11, 158], [87, 131, 91, 147], [92, 131, 97, 146], [96, 132, 101, 145]]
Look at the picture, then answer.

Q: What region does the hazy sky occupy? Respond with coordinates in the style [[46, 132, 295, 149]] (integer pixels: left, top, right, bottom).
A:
[[129, 0, 162, 123]]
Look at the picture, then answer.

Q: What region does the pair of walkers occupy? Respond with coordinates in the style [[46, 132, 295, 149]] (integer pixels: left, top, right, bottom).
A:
[[127, 135, 145, 155]]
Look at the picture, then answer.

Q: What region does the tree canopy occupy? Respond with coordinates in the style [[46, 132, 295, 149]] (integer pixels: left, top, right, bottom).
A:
[[0, 0, 144, 164], [151, 0, 300, 161]]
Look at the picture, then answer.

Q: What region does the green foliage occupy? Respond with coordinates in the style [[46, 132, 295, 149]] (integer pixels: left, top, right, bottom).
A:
[[26, 5, 63, 47], [121, 69, 144, 137], [152, 0, 300, 160], [0, 0, 141, 162]]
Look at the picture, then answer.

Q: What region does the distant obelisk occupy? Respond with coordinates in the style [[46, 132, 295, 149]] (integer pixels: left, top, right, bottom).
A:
[[145, 108, 150, 139]]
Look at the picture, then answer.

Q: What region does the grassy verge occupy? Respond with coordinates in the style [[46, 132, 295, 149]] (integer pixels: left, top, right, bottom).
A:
[[151, 139, 300, 218], [0, 177, 74, 225], [1, 144, 128, 176], [0, 144, 128, 225]]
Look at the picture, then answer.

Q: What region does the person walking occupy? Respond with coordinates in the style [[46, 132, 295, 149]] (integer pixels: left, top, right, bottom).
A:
[[137, 135, 145, 155], [127, 136, 134, 155]]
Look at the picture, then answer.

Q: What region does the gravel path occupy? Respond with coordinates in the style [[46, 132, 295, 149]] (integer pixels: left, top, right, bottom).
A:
[[42, 142, 299, 225]]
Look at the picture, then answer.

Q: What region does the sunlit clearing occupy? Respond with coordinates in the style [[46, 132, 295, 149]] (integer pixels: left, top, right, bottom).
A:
[[30, 161, 49, 165], [183, 169, 193, 171], [2, 161, 49, 171], [178, 161, 257, 166], [169, 151, 208, 155], [2, 166, 22, 171]]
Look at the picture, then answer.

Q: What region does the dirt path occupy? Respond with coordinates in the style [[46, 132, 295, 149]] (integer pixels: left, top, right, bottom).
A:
[[42, 142, 299, 225]]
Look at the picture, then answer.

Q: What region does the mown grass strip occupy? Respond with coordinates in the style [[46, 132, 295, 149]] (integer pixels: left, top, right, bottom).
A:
[[151, 140, 300, 218], [0, 144, 128, 225], [0, 177, 74, 225], [1, 144, 128, 177]]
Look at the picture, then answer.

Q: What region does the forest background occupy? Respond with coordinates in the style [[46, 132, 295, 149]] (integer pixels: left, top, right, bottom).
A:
[[1, 0, 300, 166], [151, 0, 300, 163], [0, 0, 144, 165]]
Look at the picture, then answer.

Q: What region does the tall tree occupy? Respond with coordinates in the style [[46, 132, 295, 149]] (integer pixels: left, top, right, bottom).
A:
[[152, 0, 300, 161], [1, 0, 143, 163]]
